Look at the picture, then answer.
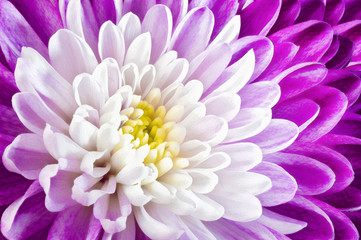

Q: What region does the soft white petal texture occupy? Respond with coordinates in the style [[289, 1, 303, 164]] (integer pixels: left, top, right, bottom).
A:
[[169, 7, 214, 60], [124, 32, 151, 69], [49, 29, 98, 82], [225, 108, 272, 142], [117, 12, 141, 49], [180, 216, 217, 240], [98, 21, 125, 66], [258, 209, 307, 234], [93, 59, 122, 98], [15, 48, 77, 121], [204, 93, 241, 122], [214, 142, 262, 171], [238, 81, 281, 108], [134, 205, 184, 240], [187, 169, 218, 194], [73, 73, 105, 110], [210, 15, 241, 46], [142, 5, 172, 63]]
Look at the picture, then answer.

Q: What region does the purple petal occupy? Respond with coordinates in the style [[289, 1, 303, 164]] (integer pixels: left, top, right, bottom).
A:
[[345, 211, 361, 235], [339, 0, 361, 23], [256, 42, 299, 82], [334, 20, 361, 63], [310, 198, 359, 240], [286, 142, 354, 195], [48, 205, 101, 239], [92, 0, 121, 25], [275, 63, 327, 102], [318, 186, 361, 211], [265, 152, 335, 195], [320, 34, 340, 63], [0, 0, 48, 70], [324, 0, 345, 26], [231, 36, 273, 82], [273, 98, 320, 132], [295, 0, 326, 23], [0, 104, 27, 136], [0, 63, 18, 107], [1, 181, 56, 239], [323, 69, 361, 107], [270, 21, 333, 65], [3, 133, 56, 180], [123, 0, 155, 21], [239, 0, 281, 37], [252, 162, 297, 206], [297, 86, 348, 142], [169, 7, 214, 61], [269, 0, 300, 34], [326, 35, 354, 69], [269, 195, 334, 240], [9, 0, 63, 44], [156, 0, 188, 25]]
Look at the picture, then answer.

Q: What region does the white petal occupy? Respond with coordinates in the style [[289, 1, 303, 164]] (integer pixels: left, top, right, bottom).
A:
[[159, 170, 193, 189], [187, 169, 218, 194], [80, 151, 110, 178], [122, 183, 152, 206], [238, 81, 281, 108], [124, 32, 151, 69], [204, 93, 241, 122], [138, 65, 155, 96], [73, 73, 105, 110], [49, 29, 98, 82], [225, 108, 272, 142], [69, 111, 98, 150], [143, 181, 175, 204], [98, 21, 125, 66], [179, 140, 211, 162], [93, 58, 122, 98], [96, 123, 120, 151], [210, 15, 241, 46], [121, 63, 139, 91], [191, 152, 231, 171], [117, 12, 141, 49]]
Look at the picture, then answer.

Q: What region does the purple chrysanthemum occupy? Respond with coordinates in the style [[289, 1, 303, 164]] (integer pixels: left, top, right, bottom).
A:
[[0, 0, 360, 239]]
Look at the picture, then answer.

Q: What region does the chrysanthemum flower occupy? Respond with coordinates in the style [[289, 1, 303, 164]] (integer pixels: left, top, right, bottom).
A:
[[1, 0, 361, 239]]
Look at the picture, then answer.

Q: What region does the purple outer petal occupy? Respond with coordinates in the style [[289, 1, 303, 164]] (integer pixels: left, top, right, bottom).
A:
[[92, 0, 120, 25], [326, 35, 354, 69], [0, 104, 27, 136], [309, 198, 359, 240], [320, 34, 339, 64], [324, 0, 345, 26], [0, 0, 48, 70], [269, 195, 334, 240], [334, 20, 361, 63], [297, 86, 348, 142], [123, 0, 155, 21], [295, 0, 325, 23], [339, 0, 361, 23], [9, 0, 63, 44], [317, 186, 361, 211], [286, 142, 354, 195], [48, 205, 102, 239], [1, 181, 56, 239], [239, 0, 281, 37], [269, 0, 300, 34], [156, 0, 188, 25], [270, 21, 333, 65]]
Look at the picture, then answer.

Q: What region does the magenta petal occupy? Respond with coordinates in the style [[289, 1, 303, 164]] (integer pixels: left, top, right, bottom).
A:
[[239, 0, 281, 37], [265, 152, 335, 195], [256, 42, 299, 82], [231, 36, 273, 82], [270, 21, 333, 65], [286, 142, 354, 195], [276, 63, 327, 102], [340, 0, 361, 23], [331, 112, 361, 139], [297, 86, 348, 142], [269, 196, 334, 240], [269, 0, 300, 34], [324, 0, 346, 26], [0, 104, 27, 136], [334, 20, 361, 63], [318, 186, 361, 211], [323, 70, 361, 107], [0, 63, 18, 107], [252, 162, 297, 206], [273, 98, 320, 132], [295, 0, 325, 23], [320, 34, 340, 64], [123, 0, 155, 21], [1, 181, 56, 239], [345, 211, 361, 236], [92, 0, 119, 25], [48, 205, 101, 239], [326, 35, 355, 69], [309, 198, 359, 240], [9, 0, 63, 44], [0, 0, 48, 70]]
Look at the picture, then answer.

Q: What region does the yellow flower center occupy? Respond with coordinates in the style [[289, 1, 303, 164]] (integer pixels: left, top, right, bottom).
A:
[[114, 88, 188, 177]]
